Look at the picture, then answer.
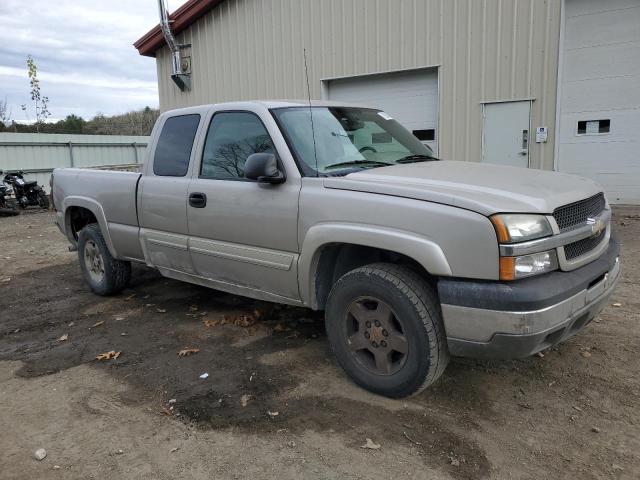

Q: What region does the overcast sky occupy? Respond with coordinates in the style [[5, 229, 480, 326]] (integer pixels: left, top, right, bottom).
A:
[[0, 0, 184, 122]]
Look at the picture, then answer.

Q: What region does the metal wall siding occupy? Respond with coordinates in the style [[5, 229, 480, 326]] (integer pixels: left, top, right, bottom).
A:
[[156, 0, 561, 170], [0, 133, 149, 192]]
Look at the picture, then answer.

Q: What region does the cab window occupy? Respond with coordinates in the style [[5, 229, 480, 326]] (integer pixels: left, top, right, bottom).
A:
[[200, 112, 276, 180], [153, 114, 201, 177]]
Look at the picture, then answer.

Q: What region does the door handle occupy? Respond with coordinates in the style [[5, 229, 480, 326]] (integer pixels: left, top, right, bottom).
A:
[[189, 192, 207, 208]]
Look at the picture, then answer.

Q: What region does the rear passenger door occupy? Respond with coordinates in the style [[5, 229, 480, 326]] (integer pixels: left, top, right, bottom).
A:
[[138, 113, 202, 275], [187, 110, 301, 302]]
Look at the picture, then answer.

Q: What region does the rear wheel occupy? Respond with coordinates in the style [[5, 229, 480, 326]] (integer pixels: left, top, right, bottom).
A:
[[325, 263, 449, 398], [78, 223, 131, 296], [37, 190, 49, 209]]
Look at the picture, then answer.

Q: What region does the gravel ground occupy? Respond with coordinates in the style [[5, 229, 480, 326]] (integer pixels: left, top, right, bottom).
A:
[[0, 208, 638, 479]]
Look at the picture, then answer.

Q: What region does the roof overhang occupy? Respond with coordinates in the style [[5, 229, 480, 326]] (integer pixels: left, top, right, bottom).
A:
[[134, 0, 225, 57]]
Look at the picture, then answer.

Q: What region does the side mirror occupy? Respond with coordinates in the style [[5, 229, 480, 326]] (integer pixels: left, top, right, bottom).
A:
[[244, 153, 285, 184]]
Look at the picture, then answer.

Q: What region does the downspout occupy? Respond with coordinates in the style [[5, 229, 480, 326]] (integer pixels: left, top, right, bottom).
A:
[[157, 0, 191, 91]]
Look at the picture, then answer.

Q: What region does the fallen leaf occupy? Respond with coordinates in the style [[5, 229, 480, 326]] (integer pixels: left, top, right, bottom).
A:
[[161, 406, 172, 416], [199, 372, 209, 379], [170, 447, 179, 453], [612, 302, 622, 307], [114, 316, 125, 321], [156, 308, 167, 313], [267, 411, 279, 417], [361, 438, 380, 450], [581, 351, 592, 358], [96, 351, 121, 361], [240, 394, 251, 407], [233, 314, 257, 328], [202, 318, 220, 328], [91, 320, 104, 328], [57, 334, 69, 342], [177, 347, 200, 357]]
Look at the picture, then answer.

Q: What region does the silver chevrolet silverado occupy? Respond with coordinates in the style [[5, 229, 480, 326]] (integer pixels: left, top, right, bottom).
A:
[[51, 101, 620, 398]]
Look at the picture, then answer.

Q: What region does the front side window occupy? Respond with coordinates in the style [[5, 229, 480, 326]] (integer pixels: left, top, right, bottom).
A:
[[272, 107, 436, 176], [200, 112, 276, 180], [153, 114, 201, 177]]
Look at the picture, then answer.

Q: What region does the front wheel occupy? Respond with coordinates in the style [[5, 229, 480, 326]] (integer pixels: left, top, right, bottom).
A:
[[78, 223, 131, 296], [325, 263, 449, 398]]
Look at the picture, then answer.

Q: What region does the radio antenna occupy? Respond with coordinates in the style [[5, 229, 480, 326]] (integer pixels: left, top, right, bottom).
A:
[[303, 48, 319, 176]]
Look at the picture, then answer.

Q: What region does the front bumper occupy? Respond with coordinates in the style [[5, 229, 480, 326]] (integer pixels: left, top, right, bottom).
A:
[[438, 237, 620, 359]]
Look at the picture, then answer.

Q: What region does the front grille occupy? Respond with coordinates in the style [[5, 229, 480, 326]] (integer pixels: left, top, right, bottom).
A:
[[564, 229, 606, 260], [553, 193, 606, 232]]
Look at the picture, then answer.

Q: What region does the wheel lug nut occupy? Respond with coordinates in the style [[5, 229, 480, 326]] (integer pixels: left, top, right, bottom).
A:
[[374, 320, 381, 327], [381, 340, 387, 347], [372, 341, 378, 348], [382, 329, 388, 337], [365, 321, 372, 328], [364, 332, 370, 339]]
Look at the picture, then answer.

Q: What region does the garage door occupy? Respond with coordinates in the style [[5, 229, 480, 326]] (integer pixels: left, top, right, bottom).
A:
[[325, 68, 439, 153], [557, 0, 640, 204]]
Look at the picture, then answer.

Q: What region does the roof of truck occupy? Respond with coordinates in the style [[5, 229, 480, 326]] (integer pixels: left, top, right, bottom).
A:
[[163, 100, 373, 115]]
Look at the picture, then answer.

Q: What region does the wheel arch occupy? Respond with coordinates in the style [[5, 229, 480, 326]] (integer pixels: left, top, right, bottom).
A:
[[298, 224, 452, 309], [63, 197, 118, 258]]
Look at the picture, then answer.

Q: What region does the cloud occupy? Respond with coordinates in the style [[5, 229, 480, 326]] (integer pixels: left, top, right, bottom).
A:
[[0, 0, 171, 121]]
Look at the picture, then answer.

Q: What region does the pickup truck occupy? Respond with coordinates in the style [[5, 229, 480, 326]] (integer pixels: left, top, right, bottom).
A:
[[51, 101, 620, 398]]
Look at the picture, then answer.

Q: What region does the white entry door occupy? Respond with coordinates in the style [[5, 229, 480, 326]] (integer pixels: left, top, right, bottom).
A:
[[482, 101, 531, 168]]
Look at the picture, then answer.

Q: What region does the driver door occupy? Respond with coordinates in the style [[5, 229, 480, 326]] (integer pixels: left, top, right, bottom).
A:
[[187, 110, 301, 302]]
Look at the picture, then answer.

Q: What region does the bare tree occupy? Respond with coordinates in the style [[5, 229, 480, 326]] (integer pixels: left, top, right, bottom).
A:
[[0, 98, 10, 129], [20, 55, 50, 132]]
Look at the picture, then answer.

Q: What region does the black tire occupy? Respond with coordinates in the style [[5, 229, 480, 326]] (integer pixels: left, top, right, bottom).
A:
[[37, 191, 49, 209], [325, 263, 449, 398], [77, 223, 131, 296]]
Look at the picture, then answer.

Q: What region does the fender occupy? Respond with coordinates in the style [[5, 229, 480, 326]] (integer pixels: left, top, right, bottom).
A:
[[62, 196, 119, 259], [298, 223, 452, 308]]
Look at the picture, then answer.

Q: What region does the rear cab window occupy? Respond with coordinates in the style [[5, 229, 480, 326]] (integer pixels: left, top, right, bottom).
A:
[[153, 114, 201, 176]]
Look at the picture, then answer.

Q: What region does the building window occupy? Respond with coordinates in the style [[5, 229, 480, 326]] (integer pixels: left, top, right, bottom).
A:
[[200, 112, 276, 181], [412, 129, 436, 141], [577, 119, 610, 135]]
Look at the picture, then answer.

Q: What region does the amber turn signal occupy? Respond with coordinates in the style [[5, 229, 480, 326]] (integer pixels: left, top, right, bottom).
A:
[[490, 215, 510, 243], [499, 257, 515, 281]]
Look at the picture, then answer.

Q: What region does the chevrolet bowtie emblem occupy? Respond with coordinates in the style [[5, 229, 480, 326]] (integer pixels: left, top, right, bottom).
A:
[[587, 217, 606, 236]]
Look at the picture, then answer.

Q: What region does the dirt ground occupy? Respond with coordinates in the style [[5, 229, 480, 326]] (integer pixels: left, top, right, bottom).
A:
[[0, 208, 638, 480]]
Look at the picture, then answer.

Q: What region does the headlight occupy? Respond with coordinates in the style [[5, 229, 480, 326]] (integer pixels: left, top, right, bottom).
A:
[[490, 214, 553, 243], [499, 250, 558, 280]]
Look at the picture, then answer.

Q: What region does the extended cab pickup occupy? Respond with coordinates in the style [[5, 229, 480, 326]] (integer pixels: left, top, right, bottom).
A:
[[52, 101, 620, 398]]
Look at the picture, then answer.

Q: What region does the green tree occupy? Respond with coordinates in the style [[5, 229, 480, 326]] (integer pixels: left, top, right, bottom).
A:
[[56, 114, 85, 134], [20, 55, 51, 132]]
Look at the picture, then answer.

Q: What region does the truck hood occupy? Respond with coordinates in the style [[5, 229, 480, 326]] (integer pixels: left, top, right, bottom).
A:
[[323, 161, 602, 216]]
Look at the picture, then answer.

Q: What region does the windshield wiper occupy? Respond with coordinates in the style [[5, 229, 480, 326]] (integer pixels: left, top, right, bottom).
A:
[[324, 159, 393, 170], [396, 154, 439, 163]]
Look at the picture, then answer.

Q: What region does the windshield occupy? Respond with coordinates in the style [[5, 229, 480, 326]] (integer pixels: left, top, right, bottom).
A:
[[272, 107, 436, 176]]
